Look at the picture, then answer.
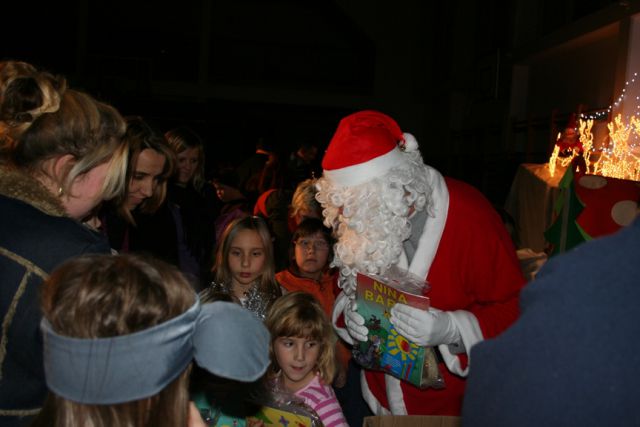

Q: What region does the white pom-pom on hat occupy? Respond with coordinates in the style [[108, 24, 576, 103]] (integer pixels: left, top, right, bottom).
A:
[[401, 132, 418, 152]]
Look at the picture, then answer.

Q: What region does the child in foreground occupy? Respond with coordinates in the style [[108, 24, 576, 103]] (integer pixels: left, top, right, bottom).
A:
[[264, 292, 349, 427], [32, 253, 269, 427]]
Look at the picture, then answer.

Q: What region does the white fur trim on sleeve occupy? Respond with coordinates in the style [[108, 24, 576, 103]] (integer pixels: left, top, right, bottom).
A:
[[437, 309, 483, 377], [385, 375, 408, 415], [361, 370, 392, 415]]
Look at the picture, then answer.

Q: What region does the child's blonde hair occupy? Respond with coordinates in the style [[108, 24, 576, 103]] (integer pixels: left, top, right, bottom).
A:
[[212, 215, 280, 298], [264, 292, 336, 383]]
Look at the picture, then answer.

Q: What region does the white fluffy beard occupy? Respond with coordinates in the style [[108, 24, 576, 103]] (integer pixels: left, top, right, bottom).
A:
[[316, 153, 431, 296]]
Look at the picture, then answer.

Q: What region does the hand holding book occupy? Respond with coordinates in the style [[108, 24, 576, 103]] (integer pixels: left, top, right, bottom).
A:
[[344, 300, 369, 343], [390, 305, 461, 347]]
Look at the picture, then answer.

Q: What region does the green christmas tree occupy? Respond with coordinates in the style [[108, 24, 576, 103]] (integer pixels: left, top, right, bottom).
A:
[[544, 167, 591, 256]]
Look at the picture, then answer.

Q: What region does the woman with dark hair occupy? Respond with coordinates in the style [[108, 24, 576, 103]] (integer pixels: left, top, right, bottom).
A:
[[102, 116, 175, 253], [102, 117, 203, 284]]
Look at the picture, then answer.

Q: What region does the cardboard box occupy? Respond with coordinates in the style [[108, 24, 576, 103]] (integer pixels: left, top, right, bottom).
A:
[[363, 415, 461, 427]]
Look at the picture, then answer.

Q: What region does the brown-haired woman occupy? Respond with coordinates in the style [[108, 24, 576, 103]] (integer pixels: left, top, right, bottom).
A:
[[0, 60, 128, 426]]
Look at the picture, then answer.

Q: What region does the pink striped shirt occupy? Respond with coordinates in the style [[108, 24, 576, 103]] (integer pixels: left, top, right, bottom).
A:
[[295, 375, 349, 427]]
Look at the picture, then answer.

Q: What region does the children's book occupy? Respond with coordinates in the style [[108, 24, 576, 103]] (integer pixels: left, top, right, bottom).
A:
[[247, 405, 314, 427], [352, 271, 444, 389]]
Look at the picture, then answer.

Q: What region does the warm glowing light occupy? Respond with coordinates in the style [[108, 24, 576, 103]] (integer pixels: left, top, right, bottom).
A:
[[590, 115, 640, 181], [548, 72, 640, 181], [548, 115, 640, 182], [548, 145, 560, 177]]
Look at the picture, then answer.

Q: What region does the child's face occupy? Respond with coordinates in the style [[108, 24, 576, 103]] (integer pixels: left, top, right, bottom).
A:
[[274, 335, 320, 392], [294, 232, 330, 280], [228, 229, 266, 289]]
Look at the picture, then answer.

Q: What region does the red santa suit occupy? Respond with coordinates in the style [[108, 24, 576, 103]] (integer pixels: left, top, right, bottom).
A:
[[319, 110, 526, 416], [333, 169, 525, 415]]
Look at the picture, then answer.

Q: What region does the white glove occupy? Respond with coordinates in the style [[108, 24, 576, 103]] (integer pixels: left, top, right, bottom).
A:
[[344, 300, 369, 342], [390, 304, 461, 347]]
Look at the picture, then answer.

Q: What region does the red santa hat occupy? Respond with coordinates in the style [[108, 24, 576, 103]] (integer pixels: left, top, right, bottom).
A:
[[321, 110, 418, 187]]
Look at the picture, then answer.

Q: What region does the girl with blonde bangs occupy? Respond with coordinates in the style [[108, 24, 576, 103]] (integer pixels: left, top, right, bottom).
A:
[[266, 292, 336, 383], [264, 292, 348, 427]]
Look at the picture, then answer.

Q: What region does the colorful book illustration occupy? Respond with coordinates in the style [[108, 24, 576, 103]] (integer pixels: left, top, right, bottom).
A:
[[353, 272, 443, 389], [247, 405, 314, 427]]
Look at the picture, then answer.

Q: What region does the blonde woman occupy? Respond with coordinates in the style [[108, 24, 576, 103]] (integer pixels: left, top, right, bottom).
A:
[[0, 60, 128, 426]]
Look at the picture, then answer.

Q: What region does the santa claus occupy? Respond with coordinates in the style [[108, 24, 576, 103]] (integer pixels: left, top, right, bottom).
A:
[[316, 110, 525, 415]]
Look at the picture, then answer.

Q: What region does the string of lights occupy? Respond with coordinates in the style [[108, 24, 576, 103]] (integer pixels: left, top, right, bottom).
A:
[[579, 72, 639, 121]]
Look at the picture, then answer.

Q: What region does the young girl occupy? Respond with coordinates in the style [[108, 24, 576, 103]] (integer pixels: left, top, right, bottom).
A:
[[264, 292, 348, 427], [275, 217, 337, 317], [206, 215, 281, 320], [32, 253, 270, 427]]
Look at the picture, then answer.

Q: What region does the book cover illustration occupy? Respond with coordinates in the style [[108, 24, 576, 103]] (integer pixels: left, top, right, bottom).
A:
[[352, 272, 444, 389], [247, 405, 314, 427]]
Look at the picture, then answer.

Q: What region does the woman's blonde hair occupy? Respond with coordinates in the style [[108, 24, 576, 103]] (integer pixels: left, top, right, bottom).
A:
[[1, 60, 127, 200], [34, 253, 196, 427], [164, 126, 205, 191], [212, 215, 280, 298], [264, 292, 336, 384]]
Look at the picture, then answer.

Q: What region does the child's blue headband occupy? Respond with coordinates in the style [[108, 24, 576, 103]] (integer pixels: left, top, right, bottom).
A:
[[41, 299, 269, 405]]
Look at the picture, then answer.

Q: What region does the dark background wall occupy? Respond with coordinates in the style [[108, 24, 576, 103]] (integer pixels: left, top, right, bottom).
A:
[[3, 0, 637, 204]]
